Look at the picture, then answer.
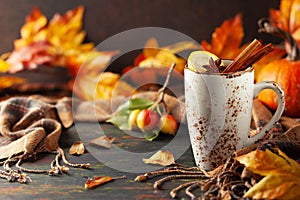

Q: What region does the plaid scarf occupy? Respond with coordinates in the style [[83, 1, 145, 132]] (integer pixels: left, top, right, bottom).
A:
[[0, 96, 89, 183]]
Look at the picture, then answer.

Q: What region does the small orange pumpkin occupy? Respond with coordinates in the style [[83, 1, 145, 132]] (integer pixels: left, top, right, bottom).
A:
[[256, 19, 300, 117]]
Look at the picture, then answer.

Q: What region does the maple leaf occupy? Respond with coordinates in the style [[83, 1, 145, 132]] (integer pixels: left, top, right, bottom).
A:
[[236, 148, 300, 200], [269, 0, 300, 42], [14, 7, 48, 50], [46, 6, 94, 57], [8, 6, 97, 74], [201, 13, 245, 59]]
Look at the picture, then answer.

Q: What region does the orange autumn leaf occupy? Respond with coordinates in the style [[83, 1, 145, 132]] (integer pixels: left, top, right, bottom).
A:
[[236, 148, 300, 200], [85, 176, 113, 189], [9, 6, 97, 74], [15, 6, 93, 54], [269, 0, 300, 42], [14, 7, 48, 50], [201, 13, 245, 59], [0, 76, 26, 89]]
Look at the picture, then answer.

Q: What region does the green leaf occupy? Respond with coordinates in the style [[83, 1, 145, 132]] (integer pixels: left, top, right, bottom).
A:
[[107, 98, 155, 131], [119, 98, 155, 111], [145, 130, 160, 141]]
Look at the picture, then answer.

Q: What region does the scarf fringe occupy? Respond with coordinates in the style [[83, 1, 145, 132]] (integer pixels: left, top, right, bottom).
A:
[[0, 147, 90, 183]]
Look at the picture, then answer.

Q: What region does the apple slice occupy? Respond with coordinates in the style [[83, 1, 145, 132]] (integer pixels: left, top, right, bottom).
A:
[[187, 50, 221, 73]]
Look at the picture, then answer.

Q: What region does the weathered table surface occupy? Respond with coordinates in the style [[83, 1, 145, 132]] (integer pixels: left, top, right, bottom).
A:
[[0, 122, 196, 200]]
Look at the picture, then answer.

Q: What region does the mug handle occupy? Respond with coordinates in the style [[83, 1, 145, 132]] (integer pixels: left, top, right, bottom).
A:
[[246, 81, 285, 145]]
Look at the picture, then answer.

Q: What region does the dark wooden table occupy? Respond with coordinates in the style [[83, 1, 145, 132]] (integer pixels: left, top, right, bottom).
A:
[[0, 122, 196, 200]]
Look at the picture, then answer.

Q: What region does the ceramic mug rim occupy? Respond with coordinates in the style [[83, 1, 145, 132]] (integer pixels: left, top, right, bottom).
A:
[[184, 60, 254, 77]]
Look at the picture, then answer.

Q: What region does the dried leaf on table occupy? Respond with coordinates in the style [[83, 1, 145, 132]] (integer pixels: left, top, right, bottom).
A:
[[69, 141, 85, 155], [85, 176, 113, 189], [89, 136, 116, 149], [201, 13, 245, 59], [143, 150, 175, 166], [236, 148, 300, 200]]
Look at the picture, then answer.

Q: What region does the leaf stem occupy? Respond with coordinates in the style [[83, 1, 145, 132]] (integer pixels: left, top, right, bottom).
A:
[[148, 63, 176, 111]]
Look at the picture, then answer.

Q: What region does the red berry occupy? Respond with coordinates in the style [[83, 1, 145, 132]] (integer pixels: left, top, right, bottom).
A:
[[136, 110, 159, 131], [158, 114, 178, 135]]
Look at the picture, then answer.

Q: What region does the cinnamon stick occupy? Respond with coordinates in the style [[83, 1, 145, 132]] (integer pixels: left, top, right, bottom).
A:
[[239, 43, 274, 71], [222, 39, 262, 73]]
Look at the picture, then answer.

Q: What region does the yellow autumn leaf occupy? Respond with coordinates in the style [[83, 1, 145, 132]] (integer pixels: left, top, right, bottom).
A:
[[14, 7, 48, 50], [138, 37, 199, 74], [236, 148, 300, 199], [98, 72, 120, 86], [73, 71, 134, 100], [143, 37, 160, 58], [10, 6, 96, 74], [0, 59, 10, 73], [46, 6, 94, 56]]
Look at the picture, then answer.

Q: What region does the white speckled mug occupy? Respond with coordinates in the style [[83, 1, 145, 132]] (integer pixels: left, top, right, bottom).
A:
[[184, 64, 285, 170]]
